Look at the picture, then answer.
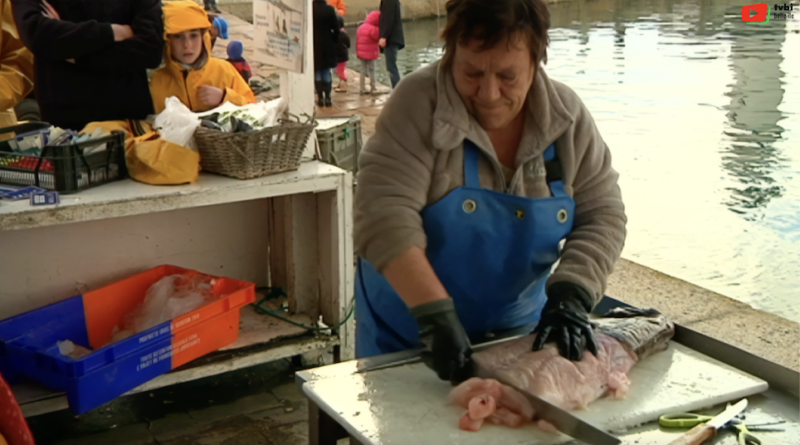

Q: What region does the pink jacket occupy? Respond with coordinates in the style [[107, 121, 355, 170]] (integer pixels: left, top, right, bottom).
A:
[[356, 11, 381, 61]]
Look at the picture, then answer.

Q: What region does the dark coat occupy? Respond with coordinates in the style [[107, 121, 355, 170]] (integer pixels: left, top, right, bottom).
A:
[[313, 0, 340, 71], [336, 27, 350, 63], [11, 0, 164, 130], [379, 0, 405, 50]]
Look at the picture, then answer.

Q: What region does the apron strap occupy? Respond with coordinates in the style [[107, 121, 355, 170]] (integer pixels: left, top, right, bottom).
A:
[[463, 140, 481, 188], [544, 143, 568, 198]]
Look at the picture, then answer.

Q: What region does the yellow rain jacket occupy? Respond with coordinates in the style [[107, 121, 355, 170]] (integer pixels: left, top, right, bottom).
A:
[[125, 130, 200, 185], [82, 118, 201, 185], [150, 1, 255, 114], [0, 0, 34, 131]]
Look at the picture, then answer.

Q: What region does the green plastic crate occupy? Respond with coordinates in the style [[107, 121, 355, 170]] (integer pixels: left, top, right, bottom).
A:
[[315, 116, 362, 174]]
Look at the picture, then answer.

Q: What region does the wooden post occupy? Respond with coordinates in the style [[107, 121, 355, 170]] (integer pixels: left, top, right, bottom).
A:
[[268, 196, 288, 293], [268, 173, 353, 359], [334, 173, 355, 359], [317, 190, 337, 325], [269, 194, 321, 321]]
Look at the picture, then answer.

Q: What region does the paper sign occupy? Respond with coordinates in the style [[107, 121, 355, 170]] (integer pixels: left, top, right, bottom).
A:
[[253, 0, 305, 73]]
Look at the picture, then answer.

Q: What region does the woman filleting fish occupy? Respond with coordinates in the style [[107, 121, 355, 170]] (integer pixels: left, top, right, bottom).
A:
[[353, 0, 626, 396]]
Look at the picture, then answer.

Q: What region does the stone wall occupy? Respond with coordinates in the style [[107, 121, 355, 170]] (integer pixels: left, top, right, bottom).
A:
[[217, 0, 254, 22]]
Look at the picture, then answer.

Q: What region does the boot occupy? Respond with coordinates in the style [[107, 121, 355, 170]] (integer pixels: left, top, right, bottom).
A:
[[315, 81, 324, 106], [335, 80, 348, 93], [324, 81, 333, 107]]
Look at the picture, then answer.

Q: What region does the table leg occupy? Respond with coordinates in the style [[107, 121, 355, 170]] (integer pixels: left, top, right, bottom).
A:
[[349, 435, 366, 445], [308, 399, 348, 445]]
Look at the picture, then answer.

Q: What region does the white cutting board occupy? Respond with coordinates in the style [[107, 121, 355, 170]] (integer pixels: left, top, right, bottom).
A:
[[302, 342, 768, 445]]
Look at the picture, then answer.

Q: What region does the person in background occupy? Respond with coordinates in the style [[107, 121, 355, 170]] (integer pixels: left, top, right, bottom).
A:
[[356, 10, 380, 95], [150, 0, 254, 114], [334, 14, 350, 93], [0, 0, 34, 131], [327, 0, 347, 17], [11, 0, 164, 131], [379, 0, 404, 88], [313, 0, 339, 107], [209, 15, 229, 49], [226, 40, 252, 84], [204, 0, 221, 14]]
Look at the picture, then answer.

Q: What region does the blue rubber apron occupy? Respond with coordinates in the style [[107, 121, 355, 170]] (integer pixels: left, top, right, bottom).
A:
[[354, 140, 576, 358]]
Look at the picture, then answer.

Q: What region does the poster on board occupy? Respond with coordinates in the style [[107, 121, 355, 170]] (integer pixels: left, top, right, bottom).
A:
[[253, 0, 305, 73]]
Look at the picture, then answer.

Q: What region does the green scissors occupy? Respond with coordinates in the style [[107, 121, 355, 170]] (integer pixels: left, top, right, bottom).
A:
[[659, 411, 717, 428], [660, 407, 785, 445], [727, 418, 786, 445]]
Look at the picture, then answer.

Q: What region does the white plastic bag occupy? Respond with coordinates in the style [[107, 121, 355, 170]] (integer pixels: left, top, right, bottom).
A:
[[154, 97, 201, 150], [57, 340, 93, 359], [81, 127, 110, 155], [108, 274, 219, 344], [259, 97, 289, 127]]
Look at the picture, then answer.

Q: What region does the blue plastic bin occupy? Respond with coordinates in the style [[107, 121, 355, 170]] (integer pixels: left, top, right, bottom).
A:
[[0, 294, 175, 414], [0, 265, 256, 415]]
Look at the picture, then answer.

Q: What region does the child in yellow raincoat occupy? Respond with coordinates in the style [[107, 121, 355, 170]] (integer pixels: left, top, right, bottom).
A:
[[0, 0, 34, 132], [150, 0, 255, 114]]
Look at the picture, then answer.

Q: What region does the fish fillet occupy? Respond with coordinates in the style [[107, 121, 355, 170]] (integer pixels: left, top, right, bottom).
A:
[[450, 308, 675, 431]]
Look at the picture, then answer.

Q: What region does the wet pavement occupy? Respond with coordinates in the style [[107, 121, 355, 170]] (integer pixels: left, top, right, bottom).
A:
[[212, 11, 390, 136], [315, 68, 391, 138]]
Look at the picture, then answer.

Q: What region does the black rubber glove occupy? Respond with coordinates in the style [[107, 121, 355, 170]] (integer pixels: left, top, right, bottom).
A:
[[411, 299, 473, 385], [531, 282, 599, 361]]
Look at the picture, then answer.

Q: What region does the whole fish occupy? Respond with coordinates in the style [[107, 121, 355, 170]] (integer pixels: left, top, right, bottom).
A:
[[450, 307, 675, 431]]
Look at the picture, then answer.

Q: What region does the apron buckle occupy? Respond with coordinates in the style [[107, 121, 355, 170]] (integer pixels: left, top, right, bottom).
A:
[[462, 199, 477, 213], [557, 208, 569, 223]]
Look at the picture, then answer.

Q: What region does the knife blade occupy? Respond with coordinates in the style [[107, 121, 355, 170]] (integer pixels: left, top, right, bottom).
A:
[[666, 399, 748, 445], [354, 336, 523, 374], [472, 360, 621, 445]]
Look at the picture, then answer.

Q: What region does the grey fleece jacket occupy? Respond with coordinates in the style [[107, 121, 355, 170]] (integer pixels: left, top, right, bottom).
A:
[[354, 60, 627, 307]]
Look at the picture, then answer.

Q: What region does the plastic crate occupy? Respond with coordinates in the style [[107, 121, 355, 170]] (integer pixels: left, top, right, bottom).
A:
[[0, 265, 255, 414], [315, 115, 362, 173], [0, 122, 128, 194]]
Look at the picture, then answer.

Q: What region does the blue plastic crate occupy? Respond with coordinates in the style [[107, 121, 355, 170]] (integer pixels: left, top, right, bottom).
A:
[[0, 296, 83, 384], [0, 295, 174, 413], [0, 265, 256, 415]]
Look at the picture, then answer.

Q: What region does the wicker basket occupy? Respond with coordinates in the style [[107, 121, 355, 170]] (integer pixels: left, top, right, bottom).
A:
[[193, 113, 316, 180]]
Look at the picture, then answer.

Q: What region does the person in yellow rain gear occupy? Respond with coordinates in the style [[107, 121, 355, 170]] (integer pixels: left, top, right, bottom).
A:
[[0, 0, 34, 132], [150, 0, 255, 114]]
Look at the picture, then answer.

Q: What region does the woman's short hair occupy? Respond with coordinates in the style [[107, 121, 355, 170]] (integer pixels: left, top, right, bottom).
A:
[[440, 0, 550, 69]]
